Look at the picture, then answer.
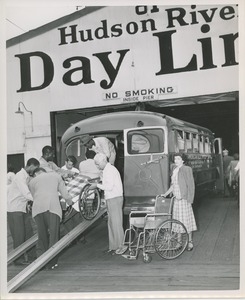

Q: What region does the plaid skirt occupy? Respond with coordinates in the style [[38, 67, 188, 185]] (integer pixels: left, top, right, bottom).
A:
[[172, 198, 197, 233]]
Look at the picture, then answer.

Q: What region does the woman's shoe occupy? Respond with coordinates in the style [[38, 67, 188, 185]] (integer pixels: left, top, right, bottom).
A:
[[187, 241, 193, 251], [102, 249, 114, 254]]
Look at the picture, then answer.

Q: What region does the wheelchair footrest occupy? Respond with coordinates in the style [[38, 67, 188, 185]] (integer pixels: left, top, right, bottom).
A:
[[121, 254, 137, 260]]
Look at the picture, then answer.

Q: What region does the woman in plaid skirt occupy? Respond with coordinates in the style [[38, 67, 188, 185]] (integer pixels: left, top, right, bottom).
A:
[[163, 153, 197, 251]]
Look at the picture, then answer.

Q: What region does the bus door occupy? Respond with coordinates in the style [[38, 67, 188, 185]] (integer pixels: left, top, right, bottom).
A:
[[123, 126, 169, 213], [214, 138, 224, 192]]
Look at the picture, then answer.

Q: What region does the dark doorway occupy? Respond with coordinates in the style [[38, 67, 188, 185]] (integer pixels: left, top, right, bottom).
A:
[[156, 101, 239, 154], [7, 153, 25, 174]]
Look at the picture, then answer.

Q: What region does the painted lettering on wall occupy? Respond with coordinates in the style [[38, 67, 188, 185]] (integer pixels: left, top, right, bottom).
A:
[[15, 5, 238, 92]]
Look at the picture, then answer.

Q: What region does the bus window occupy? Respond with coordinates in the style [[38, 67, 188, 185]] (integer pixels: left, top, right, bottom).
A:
[[131, 134, 150, 153], [170, 129, 178, 152], [186, 132, 192, 152], [210, 139, 214, 153], [66, 138, 85, 163], [177, 130, 185, 152], [214, 139, 220, 154], [127, 128, 164, 154], [193, 133, 198, 153], [199, 135, 204, 153], [204, 137, 210, 153]]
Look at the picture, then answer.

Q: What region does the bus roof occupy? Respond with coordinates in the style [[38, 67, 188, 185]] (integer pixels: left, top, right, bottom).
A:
[[61, 111, 213, 143]]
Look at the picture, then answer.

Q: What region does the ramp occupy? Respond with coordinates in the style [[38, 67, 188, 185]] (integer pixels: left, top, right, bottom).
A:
[[8, 234, 38, 265], [7, 211, 80, 265], [8, 207, 106, 293]]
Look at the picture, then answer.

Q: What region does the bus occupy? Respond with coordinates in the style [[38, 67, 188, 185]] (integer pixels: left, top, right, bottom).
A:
[[59, 111, 223, 215]]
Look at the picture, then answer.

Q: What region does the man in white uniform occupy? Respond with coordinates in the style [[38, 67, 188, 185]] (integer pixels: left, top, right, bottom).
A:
[[90, 153, 127, 255], [7, 158, 40, 265], [80, 135, 116, 165]]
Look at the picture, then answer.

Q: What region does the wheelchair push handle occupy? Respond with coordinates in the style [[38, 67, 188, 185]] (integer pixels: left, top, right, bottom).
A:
[[156, 194, 175, 200]]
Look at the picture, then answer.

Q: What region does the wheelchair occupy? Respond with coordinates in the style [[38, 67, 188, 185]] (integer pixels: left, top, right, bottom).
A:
[[62, 176, 102, 222], [78, 182, 101, 220], [122, 195, 189, 263]]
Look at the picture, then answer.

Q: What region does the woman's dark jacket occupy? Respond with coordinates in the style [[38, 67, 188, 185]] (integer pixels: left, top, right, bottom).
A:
[[174, 165, 195, 204]]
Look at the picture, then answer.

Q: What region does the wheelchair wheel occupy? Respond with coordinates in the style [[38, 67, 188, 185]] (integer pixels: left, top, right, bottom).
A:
[[79, 184, 101, 220], [154, 219, 188, 260]]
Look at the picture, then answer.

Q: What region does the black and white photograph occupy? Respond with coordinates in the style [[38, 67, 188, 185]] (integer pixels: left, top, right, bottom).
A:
[[1, 0, 244, 299]]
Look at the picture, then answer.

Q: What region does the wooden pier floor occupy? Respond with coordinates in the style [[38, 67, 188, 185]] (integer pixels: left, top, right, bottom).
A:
[[7, 194, 240, 295]]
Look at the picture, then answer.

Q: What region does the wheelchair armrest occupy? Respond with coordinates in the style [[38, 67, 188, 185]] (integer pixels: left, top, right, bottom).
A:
[[129, 210, 152, 218], [144, 212, 171, 222], [146, 212, 171, 217]]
